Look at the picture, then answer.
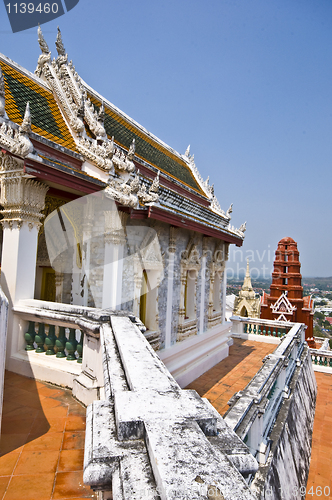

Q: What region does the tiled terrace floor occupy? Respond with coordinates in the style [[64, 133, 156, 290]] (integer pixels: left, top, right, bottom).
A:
[[305, 372, 332, 498], [186, 338, 277, 414], [0, 370, 96, 500], [1, 339, 331, 499]]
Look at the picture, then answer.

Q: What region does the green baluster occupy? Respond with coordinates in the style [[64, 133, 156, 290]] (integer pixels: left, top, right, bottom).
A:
[[35, 323, 46, 353], [258, 325, 261, 335], [329, 358, 332, 367], [56, 326, 66, 358], [272, 327, 276, 337], [45, 324, 56, 355], [248, 323, 252, 334], [277, 329, 281, 338], [319, 356, 323, 366], [66, 328, 78, 361], [267, 326, 271, 336], [324, 357, 328, 367], [314, 355, 318, 365], [244, 323, 247, 333], [77, 331, 83, 364], [25, 321, 36, 351], [253, 324, 257, 334], [263, 326, 266, 336]]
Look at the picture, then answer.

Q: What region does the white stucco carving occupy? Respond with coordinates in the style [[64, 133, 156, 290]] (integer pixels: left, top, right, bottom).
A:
[[0, 152, 48, 229], [0, 102, 34, 158]]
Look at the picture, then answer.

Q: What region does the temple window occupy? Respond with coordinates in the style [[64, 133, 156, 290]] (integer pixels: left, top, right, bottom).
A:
[[184, 270, 196, 320], [139, 269, 158, 331]]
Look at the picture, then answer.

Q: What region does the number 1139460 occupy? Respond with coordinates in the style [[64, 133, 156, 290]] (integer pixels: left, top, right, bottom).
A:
[[265, 485, 330, 498]]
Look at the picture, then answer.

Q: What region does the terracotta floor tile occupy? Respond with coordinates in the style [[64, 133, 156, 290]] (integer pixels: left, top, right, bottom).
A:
[[0, 451, 20, 476], [1, 417, 34, 436], [29, 417, 65, 435], [3, 472, 54, 500], [40, 398, 64, 410], [68, 405, 86, 417], [14, 450, 59, 475], [58, 450, 85, 472], [37, 386, 67, 398], [65, 417, 86, 432], [23, 432, 64, 452], [2, 402, 25, 416], [52, 471, 94, 499], [0, 434, 29, 456], [62, 432, 85, 450], [0, 476, 11, 497]]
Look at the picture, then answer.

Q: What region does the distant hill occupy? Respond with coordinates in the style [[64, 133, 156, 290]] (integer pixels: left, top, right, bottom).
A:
[[228, 276, 332, 294]]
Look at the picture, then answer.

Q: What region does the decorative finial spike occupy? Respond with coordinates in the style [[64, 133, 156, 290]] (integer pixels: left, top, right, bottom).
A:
[[98, 101, 105, 122], [127, 138, 136, 160], [226, 203, 233, 218], [37, 24, 50, 54], [0, 66, 4, 95], [20, 101, 31, 134], [185, 145, 190, 157], [55, 26, 66, 57]]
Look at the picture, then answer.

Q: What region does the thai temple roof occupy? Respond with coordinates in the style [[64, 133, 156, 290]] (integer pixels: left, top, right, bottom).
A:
[[0, 57, 78, 152], [0, 26, 246, 245], [0, 52, 205, 195]]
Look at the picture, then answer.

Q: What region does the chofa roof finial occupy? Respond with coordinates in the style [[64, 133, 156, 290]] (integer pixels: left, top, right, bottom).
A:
[[20, 102, 31, 134], [37, 24, 50, 54], [55, 26, 66, 57]]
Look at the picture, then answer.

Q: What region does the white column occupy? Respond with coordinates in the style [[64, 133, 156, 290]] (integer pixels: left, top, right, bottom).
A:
[[165, 252, 175, 348], [102, 210, 127, 310], [222, 243, 229, 325], [222, 269, 227, 325], [102, 243, 124, 309], [0, 153, 48, 362], [199, 254, 206, 334]]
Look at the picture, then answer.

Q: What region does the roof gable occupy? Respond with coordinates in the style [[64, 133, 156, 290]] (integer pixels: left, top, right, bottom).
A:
[[0, 58, 77, 152]]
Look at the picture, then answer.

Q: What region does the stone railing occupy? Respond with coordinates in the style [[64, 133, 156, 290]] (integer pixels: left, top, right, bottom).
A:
[[309, 340, 332, 372], [13, 299, 108, 404], [0, 286, 9, 437], [12, 300, 152, 405], [230, 315, 294, 342], [224, 323, 306, 463], [84, 316, 259, 500], [224, 322, 317, 498]]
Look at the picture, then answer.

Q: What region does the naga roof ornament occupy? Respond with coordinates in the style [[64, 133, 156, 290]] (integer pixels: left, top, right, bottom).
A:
[[55, 26, 66, 57], [20, 102, 31, 135]]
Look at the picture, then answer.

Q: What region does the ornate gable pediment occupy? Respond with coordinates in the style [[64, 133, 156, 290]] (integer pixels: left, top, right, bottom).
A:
[[270, 293, 296, 321]]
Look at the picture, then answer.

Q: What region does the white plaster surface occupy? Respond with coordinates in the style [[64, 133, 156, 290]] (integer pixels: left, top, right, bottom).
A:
[[159, 322, 231, 387], [84, 316, 258, 499], [0, 287, 8, 437]]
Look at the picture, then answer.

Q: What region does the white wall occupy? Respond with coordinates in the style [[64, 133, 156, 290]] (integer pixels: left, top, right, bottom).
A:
[[0, 286, 9, 436]]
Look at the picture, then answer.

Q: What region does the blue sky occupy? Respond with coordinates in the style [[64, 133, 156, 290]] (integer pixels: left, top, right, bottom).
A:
[[1, 0, 331, 277]]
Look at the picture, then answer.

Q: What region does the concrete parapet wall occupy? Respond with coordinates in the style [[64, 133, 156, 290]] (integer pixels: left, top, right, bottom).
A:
[[251, 346, 317, 500], [84, 316, 259, 500], [0, 286, 9, 436]]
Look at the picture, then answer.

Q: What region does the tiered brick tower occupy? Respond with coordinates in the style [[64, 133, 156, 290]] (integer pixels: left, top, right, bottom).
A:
[[260, 237, 313, 338]]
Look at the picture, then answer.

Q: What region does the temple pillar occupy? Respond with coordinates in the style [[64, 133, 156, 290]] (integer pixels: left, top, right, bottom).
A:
[[0, 152, 48, 363], [222, 243, 229, 324], [165, 227, 176, 348], [102, 211, 127, 310]]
